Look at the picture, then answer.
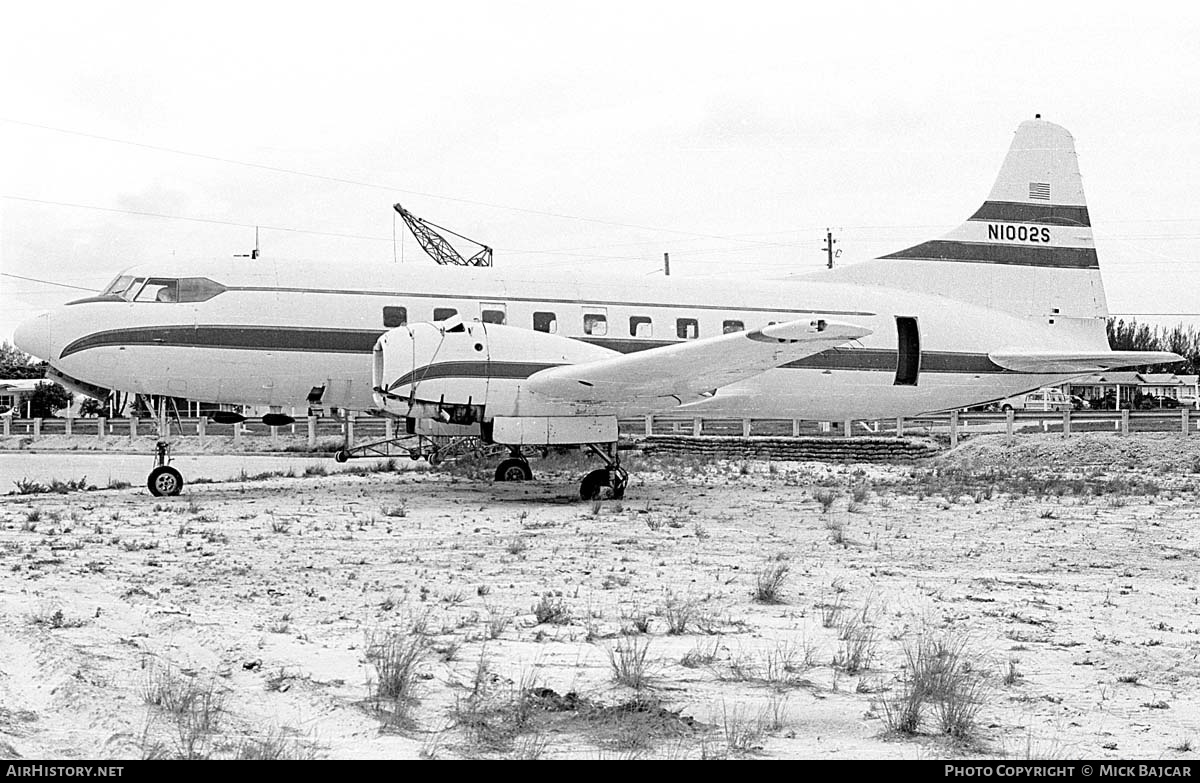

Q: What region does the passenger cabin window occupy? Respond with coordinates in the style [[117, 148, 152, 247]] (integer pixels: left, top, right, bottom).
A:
[[677, 318, 699, 340], [382, 306, 408, 328], [433, 307, 457, 321], [629, 316, 652, 337], [533, 311, 557, 334], [894, 316, 920, 386], [583, 313, 608, 336], [723, 320, 745, 334], [481, 308, 506, 325]]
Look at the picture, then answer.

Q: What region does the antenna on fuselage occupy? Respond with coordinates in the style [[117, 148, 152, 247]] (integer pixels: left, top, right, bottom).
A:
[[234, 226, 260, 259]]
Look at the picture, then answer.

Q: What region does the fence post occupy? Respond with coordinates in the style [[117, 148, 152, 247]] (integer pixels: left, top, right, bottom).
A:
[[97, 417, 106, 439], [2, 416, 8, 436], [65, 415, 73, 436], [1062, 409, 1071, 437], [742, 418, 751, 437], [385, 417, 395, 441], [233, 421, 243, 447], [347, 412, 356, 448], [644, 414, 653, 437], [32, 418, 41, 440], [792, 419, 801, 437], [1121, 409, 1130, 435], [130, 416, 139, 440], [843, 419, 853, 438], [197, 416, 206, 444], [1183, 408, 1190, 436], [692, 417, 702, 436], [949, 410, 959, 448], [308, 415, 317, 449]]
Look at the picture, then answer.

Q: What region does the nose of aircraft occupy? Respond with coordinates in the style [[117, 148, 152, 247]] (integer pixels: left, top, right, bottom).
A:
[[13, 311, 52, 361]]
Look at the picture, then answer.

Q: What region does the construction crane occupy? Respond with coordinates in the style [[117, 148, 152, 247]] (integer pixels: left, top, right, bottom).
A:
[[393, 203, 493, 267]]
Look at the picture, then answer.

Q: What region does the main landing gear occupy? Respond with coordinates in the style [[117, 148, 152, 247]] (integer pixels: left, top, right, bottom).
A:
[[579, 443, 628, 501], [147, 440, 184, 497], [490, 444, 628, 500], [494, 448, 533, 482]]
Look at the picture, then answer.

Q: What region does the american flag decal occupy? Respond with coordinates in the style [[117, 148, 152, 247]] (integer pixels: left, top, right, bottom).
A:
[[1029, 182, 1051, 200]]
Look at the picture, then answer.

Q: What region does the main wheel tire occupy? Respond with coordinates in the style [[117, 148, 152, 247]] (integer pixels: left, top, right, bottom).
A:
[[427, 451, 443, 467], [495, 458, 532, 482], [334, 449, 350, 463], [147, 466, 183, 497], [579, 468, 610, 500]]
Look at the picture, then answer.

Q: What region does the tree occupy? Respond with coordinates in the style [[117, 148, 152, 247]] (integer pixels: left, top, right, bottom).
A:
[[78, 398, 107, 418], [1107, 318, 1200, 375], [28, 382, 73, 418], [0, 341, 46, 380]]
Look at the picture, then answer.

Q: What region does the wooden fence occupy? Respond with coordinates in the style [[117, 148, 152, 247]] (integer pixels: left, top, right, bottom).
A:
[[2, 409, 1198, 450]]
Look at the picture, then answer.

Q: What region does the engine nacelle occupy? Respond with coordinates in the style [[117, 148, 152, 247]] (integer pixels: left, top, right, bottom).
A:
[[372, 317, 615, 424]]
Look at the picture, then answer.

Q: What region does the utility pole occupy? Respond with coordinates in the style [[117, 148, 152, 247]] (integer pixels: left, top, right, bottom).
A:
[[663, 252, 670, 277], [822, 228, 838, 269]]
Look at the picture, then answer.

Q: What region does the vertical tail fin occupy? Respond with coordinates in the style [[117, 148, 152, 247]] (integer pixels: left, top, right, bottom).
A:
[[831, 118, 1108, 319]]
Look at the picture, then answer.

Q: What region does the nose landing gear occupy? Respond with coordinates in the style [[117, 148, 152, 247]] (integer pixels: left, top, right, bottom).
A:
[[147, 441, 183, 497], [580, 443, 628, 500]]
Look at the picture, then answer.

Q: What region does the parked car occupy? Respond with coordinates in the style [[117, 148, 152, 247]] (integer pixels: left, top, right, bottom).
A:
[[1135, 393, 1182, 410], [996, 388, 1073, 412], [1093, 391, 1131, 410], [1178, 394, 1200, 409], [1068, 395, 1091, 410]]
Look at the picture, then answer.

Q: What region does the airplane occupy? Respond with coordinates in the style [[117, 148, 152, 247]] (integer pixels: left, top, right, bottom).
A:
[[12, 117, 1181, 498]]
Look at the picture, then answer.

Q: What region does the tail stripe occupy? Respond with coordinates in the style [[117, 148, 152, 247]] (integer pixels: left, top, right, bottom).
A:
[[967, 201, 1090, 227], [881, 240, 1098, 269]]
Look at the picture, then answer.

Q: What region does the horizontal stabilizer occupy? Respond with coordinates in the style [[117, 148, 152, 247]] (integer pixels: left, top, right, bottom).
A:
[[526, 319, 872, 410], [988, 350, 1183, 373]]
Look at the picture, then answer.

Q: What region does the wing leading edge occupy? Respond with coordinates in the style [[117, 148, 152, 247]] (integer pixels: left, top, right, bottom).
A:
[[525, 319, 873, 409]]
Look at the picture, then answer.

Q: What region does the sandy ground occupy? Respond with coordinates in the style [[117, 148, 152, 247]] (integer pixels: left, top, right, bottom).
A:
[[2, 434, 1200, 760]]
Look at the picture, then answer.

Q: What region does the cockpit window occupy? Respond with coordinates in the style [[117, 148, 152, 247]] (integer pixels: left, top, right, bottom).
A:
[[102, 275, 134, 297], [134, 279, 179, 303], [102, 276, 226, 303], [177, 278, 227, 302]]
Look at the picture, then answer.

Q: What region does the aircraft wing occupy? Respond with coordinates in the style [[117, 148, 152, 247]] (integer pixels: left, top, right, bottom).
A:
[[988, 350, 1183, 373], [525, 319, 872, 408]]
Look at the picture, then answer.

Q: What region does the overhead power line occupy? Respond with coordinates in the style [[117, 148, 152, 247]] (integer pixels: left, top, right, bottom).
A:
[[1, 272, 101, 292], [0, 116, 783, 248]]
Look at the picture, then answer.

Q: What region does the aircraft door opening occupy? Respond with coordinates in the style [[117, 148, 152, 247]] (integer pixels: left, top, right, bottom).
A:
[[894, 316, 920, 386]]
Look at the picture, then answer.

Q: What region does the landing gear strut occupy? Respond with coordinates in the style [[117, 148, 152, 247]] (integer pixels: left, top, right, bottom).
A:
[[147, 440, 183, 497], [580, 443, 628, 501], [494, 448, 532, 481]]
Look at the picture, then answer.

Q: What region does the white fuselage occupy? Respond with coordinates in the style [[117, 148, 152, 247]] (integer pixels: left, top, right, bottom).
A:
[[27, 258, 1110, 421]]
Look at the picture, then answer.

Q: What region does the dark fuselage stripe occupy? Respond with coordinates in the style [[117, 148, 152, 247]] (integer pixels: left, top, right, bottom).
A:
[[60, 325, 383, 359], [388, 361, 563, 390], [967, 201, 1091, 227], [60, 325, 1009, 375], [881, 240, 1099, 269]]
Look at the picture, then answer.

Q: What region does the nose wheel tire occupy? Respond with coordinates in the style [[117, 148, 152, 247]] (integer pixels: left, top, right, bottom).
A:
[[495, 458, 532, 482], [580, 468, 627, 501], [148, 466, 184, 497]]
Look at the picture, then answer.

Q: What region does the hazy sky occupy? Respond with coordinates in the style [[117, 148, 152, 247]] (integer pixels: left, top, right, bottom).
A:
[[3, 1, 1198, 341]]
